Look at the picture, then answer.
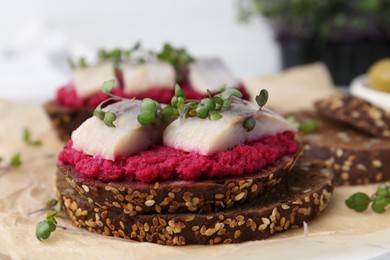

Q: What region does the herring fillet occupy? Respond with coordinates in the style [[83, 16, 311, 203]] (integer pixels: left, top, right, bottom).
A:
[[72, 100, 163, 161], [188, 58, 240, 93], [163, 99, 296, 155], [72, 62, 117, 98], [122, 62, 176, 93]]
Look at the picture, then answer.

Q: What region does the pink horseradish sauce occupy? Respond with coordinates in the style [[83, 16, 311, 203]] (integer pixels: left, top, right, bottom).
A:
[[58, 131, 297, 184], [55, 81, 249, 109]]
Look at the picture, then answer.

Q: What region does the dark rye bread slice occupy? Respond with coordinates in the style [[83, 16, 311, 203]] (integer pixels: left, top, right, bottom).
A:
[[315, 93, 390, 138], [291, 111, 390, 185], [44, 101, 93, 141], [57, 153, 299, 216], [56, 162, 333, 245]]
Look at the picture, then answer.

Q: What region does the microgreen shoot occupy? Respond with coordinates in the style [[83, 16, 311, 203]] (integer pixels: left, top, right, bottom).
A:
[[287, 116, 318, 133], [346, 183, 390, 213], [156, 43, 195, 81], [93, 79, 121, 128], [10, 153, 21, 167], [0, 153, 22, 175], [23, 128, 42, 146], [157, 43, 194, 68], [94, 79, 269, 133], [79, 57, 88, 68], [241, 89, 270, 131], [97, 42, 141, 64], [35, 199, 62, 241]]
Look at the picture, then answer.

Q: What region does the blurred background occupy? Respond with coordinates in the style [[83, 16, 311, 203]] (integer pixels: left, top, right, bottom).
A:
[[0, 0, 277, 102], [1, 0, 390, 102]]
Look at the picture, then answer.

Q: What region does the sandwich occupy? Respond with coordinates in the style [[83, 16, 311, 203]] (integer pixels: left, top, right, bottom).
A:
[[55, 84, 334, 245], [44, 43, 249, 141]]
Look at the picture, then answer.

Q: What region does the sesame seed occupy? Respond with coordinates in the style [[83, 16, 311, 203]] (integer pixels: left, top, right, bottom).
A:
[[81, 185, 89, 193], [234, 192, 245, 201], [145, 200, 155, 207], [372, 160, 382, 168]]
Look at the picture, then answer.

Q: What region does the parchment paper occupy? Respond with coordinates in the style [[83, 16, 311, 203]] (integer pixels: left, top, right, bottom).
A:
[[1, 65, 390, 259]]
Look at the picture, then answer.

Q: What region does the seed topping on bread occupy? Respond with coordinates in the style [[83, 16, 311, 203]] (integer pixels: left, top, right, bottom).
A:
[[315, 94, 390, 138]]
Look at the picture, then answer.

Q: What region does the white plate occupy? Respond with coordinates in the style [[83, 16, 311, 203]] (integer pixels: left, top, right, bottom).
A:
[[350, 74, 390, 111]]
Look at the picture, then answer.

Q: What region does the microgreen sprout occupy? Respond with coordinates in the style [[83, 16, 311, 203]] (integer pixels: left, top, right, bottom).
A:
[[287, 116, 318, 133], [97, 42, 141, 64], [157, 43, 195, 68], [23, 128, 42, 146], [241, 89, 270, 131], [35, 199, 62, 241], [93, 79, 120, 128], [10, 153, 21, 166], [346, 183, 390, 213], [299, 119, 318, 133], [156, 43, 195, 81], [79, 57, 88, 68]]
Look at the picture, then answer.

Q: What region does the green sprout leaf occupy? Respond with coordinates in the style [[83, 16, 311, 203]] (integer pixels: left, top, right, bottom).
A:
[[346, 192, 371, 212], [141, 98, 158, 112], [256, 89, 269, 109], [79, 57, 88, 68], [175, 84, 186, 98], [23, 128, 42, 146], [372, 196, 389, 213], [102, 79, 116, 94], [209, 110, 222, 121], [36, 221, 52, 241], [93, 109, 105, 120], [10, 153, 21, 167], [299, 119, 318, 133], [103, 112, 117, 128], [217, 89, 243, 100], [243, 117, 256, 132], [35, 198, 62, 241], [137, 111, 156, 125], [161, 106, 174, 123]]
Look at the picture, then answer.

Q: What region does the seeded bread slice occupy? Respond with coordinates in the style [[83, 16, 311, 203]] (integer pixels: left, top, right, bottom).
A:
[[315, 93, 390, 138], [44, 101, 93, 141], [57, 153, 299, 216], [291, 111, 390, 185], [57, 162, 333, 245]]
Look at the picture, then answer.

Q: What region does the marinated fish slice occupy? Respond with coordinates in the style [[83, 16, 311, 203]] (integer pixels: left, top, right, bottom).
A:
[[188, 58, 240, 92], [73, 62, 117, 98], [122, 62, 176, 93], [164, 99, 296, 155], [72, 100, 164, 160]]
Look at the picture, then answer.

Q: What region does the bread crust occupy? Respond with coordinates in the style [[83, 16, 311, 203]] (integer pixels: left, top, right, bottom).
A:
[[57, 152, 299, 215], [44, 101, 93, 141], [57, 163, 333, 245]]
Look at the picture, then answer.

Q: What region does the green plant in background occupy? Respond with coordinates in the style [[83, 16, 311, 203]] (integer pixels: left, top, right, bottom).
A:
[[237, 0, 390, 41]]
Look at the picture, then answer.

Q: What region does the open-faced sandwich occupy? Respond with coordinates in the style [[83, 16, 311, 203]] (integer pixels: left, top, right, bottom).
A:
[[289, 93, 390, 185], [55, 82, 334, 245], [44, 43, 249, 141]]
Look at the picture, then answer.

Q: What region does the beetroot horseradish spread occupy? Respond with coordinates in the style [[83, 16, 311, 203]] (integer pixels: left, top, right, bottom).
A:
[[58, 131, 297, 183], [55, 81, 249, 109]]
